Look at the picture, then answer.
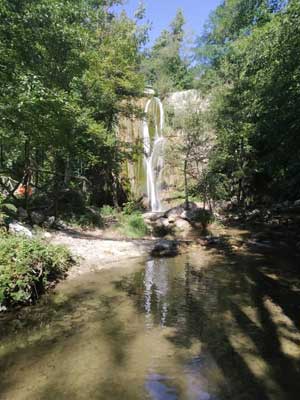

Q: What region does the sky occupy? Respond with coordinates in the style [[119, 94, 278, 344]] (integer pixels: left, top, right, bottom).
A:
[[117, 0, 222, 45]]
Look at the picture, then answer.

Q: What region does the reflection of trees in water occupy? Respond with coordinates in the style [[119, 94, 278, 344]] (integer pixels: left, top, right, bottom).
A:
[[116, 252, 300, 399]]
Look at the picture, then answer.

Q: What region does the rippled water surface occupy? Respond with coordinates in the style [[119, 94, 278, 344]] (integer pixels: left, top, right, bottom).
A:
[[1, 248, 300, 400]]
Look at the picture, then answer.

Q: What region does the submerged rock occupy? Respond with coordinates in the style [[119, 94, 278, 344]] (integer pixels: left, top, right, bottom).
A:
[[151, 240, 178, 257]]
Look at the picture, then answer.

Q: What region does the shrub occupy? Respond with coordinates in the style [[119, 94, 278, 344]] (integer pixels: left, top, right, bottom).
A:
[[0, 194, 17, 227], [118, 212, 149, 238], [0, 234, 73, 308], [188, 208, 213, 229], [64, 207, 103, 229], [122, 200, 143, 215], [100, 205, 116, 217]]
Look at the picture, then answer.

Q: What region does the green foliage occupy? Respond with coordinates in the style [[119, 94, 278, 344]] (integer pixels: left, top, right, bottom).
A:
[[0, 194, 17, 226], [118, 212, 149, 238], [168, 104, 210, 207], [122, 200, 144, 215], [0, 0, 145, 213], [100, 205, 116, 217], [188, 208, 213, 229], [63, 207, 103, 229], [195, 0, 300, 204], [0, 234, 73, 307], [142, 9, 193, 94]]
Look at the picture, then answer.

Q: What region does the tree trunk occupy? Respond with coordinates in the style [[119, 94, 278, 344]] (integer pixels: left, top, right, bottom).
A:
[[184, 158, 189, 210]]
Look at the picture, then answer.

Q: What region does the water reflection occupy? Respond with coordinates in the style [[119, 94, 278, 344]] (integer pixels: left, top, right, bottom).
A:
[[144, 259, 169, 328], [146, 374, 178, 400], [1, 249, 300, 400]]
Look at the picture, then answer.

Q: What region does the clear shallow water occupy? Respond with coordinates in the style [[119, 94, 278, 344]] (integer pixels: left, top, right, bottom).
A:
[[1, 248, 300, 400]]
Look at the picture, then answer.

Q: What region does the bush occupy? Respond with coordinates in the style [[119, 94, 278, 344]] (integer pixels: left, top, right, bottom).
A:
[[122, 200, 144, 215], [0, 234, 73, 308], [187, 208, 213, 229], [0, 194, 17, 227], [118, 212, 149, 238], [63, 207, 103, 229], [100, 205, 116, 217]]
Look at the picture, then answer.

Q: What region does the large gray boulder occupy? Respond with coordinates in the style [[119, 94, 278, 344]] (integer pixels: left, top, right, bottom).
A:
[[9, 221, 33, 238], [164, 202, 198, 218], [173, 218, 195, 239]]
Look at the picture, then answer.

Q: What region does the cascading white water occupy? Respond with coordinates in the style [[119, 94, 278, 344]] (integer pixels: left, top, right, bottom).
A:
[[142, 97, 165, 212]]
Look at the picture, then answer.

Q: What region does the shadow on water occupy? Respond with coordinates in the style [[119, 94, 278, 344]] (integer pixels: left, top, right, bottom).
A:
[[115, 245, 300, 400], [1, 242, 300, 399], [0, 283, 137, 399]]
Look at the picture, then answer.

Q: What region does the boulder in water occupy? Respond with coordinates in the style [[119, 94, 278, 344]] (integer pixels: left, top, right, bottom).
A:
[[151, 240, 178, 257]]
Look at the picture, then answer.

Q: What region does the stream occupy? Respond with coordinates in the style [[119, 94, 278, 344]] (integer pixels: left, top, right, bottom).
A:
[[1, 246, 300, 400]]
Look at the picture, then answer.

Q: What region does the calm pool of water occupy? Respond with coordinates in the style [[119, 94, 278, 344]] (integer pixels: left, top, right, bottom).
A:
[[1, 248, 300, 400]]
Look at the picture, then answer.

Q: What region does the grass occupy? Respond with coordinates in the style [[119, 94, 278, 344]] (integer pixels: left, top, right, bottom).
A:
[[117, 212, 149, 238], [0, 233, 73, 309]]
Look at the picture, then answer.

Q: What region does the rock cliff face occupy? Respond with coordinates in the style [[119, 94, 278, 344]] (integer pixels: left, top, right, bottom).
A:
[[118, 90, 212, 209], [165, 89, 209, 113]]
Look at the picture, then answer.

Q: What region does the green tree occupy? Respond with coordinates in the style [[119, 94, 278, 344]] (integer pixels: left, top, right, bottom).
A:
[[143, 9, 193, 95], [0, 0, 145, 214], [197, 0, 300, 204]]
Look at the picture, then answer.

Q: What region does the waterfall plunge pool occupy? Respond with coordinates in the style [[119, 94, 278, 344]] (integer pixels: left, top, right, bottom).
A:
[[1, 247, 300, 400]]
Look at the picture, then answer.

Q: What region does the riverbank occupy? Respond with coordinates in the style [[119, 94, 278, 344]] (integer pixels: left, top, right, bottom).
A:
[[49, 229, 155, 278]]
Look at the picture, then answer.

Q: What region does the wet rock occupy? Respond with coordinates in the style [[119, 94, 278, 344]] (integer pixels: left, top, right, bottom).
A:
[[151, 240, 178, 257], [9, 221, 33, 238]]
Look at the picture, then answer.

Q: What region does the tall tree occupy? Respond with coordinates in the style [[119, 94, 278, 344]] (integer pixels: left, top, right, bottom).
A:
[[142, 9, 193, 95], [0, 0, 145, 213], [195, 0, 300, 204]]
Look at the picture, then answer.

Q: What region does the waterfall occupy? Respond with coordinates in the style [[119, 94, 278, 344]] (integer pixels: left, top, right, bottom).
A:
[[142, 97, 165, 212]]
